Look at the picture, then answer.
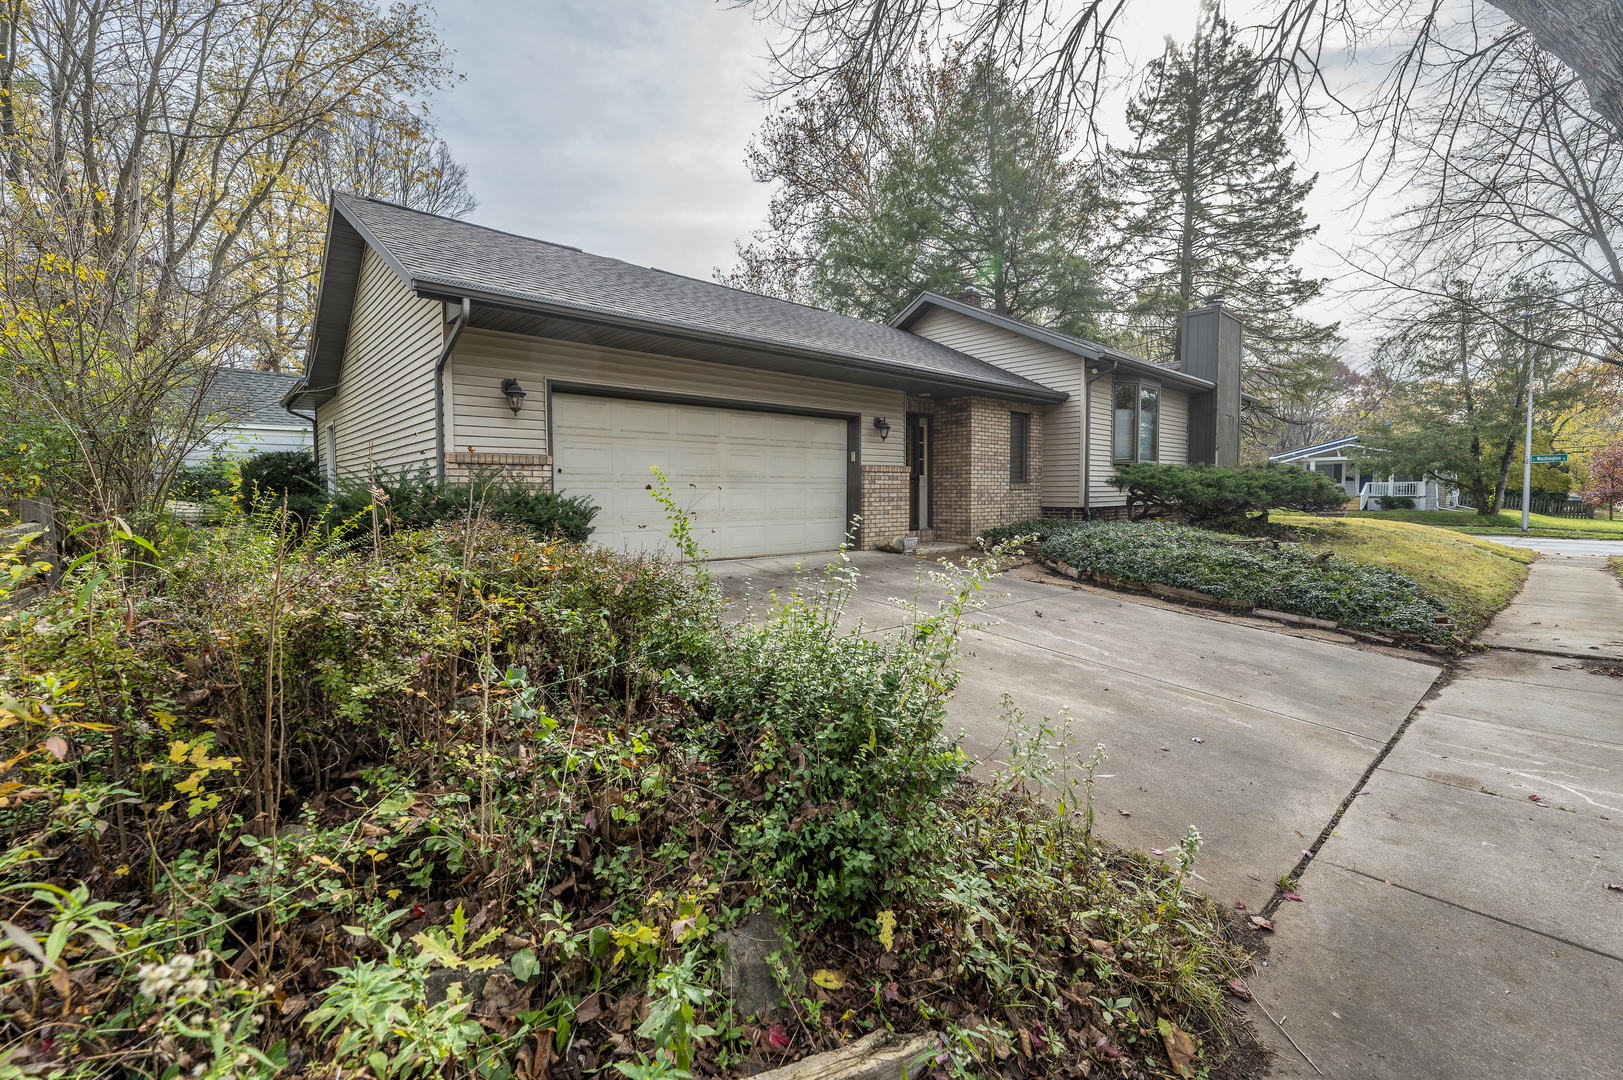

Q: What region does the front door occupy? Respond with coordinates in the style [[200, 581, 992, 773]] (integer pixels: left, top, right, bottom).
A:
[[907, 412, 931, 531]]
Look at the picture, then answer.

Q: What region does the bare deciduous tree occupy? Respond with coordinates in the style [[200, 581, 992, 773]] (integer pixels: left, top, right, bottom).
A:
[[0, 0, 456, 532]]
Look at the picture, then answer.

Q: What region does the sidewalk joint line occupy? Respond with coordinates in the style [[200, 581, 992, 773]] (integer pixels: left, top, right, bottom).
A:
[[1324, 862, 1623, 965], [1262, 662, 1452, 917]]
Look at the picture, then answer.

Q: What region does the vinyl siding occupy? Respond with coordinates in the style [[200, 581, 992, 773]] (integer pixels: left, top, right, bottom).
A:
[[318, 247, 444, 478], [449, 327, 907, 467], [904, 308, 1082, 505], [1086, 377, 1192, 507], [185, 422, 312, 466]]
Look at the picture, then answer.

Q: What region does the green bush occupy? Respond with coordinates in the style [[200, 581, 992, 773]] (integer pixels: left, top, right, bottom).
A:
[[238, 448, 325, 521], [1108, 462, 1346, 524], [1376, 494, 1417, 510], [1039, 521, 1449, 639], [171, 458, 236, 503], [695, 563, 997, 922], [331, 469, 598, 542]]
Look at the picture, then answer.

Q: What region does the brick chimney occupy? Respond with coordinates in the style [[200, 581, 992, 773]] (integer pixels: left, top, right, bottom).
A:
[[956, 287, 985, 309], [1179, 296, 1244, 466]]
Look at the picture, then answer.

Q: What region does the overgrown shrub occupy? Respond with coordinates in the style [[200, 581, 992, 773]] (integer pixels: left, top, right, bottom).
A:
[[239, 448, 325, 521], [1376, 494, 1417, 510], [1109, 462, 1346, 524], [331, 469, 598, 542], [697, 576, 973, 921], [1040, 521, 1450, 639], [171, 457, 236, 503]]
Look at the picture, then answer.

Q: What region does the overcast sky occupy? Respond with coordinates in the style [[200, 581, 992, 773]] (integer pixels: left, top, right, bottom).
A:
[[431, 0, 1379, 354]]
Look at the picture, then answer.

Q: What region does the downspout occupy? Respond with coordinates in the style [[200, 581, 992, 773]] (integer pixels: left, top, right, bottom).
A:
[[434, 298, 471, 484], [1081, 359, 1119, 518]]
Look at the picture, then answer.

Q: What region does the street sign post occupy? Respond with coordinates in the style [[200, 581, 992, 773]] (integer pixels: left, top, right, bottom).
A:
[[1529, 453, 1568, 463]]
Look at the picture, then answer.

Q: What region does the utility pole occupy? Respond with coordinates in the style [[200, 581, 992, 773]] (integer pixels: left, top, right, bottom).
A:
[[1521, 311, 1535, 533]]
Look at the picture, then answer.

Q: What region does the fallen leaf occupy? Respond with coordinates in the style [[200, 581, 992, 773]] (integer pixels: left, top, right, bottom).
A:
[[43, 736, 67, 761], [1604, 883, 1623, 893], [1248, 915, 1274, 932], [811, 968, 846, 990], [1118, 809, 1131, 817], [1150, 848, 1165, 856], [876, 909, 896, 952], [1234, 902, 1247, 910], [768, 1022, 792, 1050], [882, 980, 899, 1002], [1225, 978, 1253, 1001], [1280, 890, 1303, 902], [1085, 937, 1116, 959], [1159, 1017, 1198, 1078], [573, 993, 603, 1024]]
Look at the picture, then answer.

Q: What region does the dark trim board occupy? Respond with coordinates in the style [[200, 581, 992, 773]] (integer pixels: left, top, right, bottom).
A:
[[544, 382, 865, 550]]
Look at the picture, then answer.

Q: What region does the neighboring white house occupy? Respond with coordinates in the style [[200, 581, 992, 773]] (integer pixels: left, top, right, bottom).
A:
[[185, 368, 313, 465], [1269, 435, 1458, 511]]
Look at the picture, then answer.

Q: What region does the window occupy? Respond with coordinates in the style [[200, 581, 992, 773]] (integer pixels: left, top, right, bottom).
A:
[[1009, 411, 1030, 484], [1112, 381, 1160, 463]]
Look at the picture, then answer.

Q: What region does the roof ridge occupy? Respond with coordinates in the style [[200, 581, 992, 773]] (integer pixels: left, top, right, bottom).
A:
[[335, 191, 585, 254], [347, 192, 944, 336]]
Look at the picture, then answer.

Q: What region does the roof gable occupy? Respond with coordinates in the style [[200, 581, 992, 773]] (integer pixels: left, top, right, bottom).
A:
[[891, 292, 1216, 393]]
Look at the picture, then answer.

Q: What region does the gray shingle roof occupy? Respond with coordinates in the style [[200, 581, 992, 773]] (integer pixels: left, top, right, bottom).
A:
[[332, 193, 1065, 402], [204, 367, 308, 426]]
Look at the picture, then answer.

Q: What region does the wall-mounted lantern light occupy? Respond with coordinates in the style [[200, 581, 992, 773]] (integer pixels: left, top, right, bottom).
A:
[[872, 416, 891, 441], [500, 378, 528, 415]]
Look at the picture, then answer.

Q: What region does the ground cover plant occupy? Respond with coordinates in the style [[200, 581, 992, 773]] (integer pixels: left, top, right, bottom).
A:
[[1269, 513, 1534, 638], [0, 495, 1254, 1080], [985, 517, 1476, 643]]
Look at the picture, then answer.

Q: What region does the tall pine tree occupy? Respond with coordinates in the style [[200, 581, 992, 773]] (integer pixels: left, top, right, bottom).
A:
[[1120, 4, 1338, 447], [724, 51, 1112, 335]]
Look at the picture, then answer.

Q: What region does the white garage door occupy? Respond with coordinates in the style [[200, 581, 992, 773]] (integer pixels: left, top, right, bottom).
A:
[[551, 393, 850, 559]]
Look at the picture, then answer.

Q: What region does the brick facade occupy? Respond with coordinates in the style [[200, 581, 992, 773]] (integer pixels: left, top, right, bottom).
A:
[[445, 451, 553, 491], [930, 396, 1044, 542], [858, 464, 910, 549]]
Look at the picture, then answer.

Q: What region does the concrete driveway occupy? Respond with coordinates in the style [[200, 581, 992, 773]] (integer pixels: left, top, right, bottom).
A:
[[714, 551, 1441, 909]]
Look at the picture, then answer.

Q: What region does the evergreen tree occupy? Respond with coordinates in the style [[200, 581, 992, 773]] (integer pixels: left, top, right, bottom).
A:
[[724, 52, 1112, 334], [1120, 4, 1337, 434]]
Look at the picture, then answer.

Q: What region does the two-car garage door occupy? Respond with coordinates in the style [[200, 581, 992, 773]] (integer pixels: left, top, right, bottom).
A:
[[551, 393, 851, 559]]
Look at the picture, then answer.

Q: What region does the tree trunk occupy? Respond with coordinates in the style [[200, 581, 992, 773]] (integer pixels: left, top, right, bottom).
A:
[[1491, 0, 1623, 139]]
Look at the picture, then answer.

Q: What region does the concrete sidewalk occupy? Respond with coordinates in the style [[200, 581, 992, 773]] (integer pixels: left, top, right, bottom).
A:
[[1251, 548, 1623, 1079]]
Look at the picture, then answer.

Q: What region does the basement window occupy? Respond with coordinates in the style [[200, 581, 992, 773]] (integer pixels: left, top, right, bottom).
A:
[[1010, 411, 1030, 484], [1112, 381, 1160, 463]]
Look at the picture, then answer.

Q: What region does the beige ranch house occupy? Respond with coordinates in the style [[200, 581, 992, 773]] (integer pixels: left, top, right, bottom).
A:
[[288, 194, 1245, 559]]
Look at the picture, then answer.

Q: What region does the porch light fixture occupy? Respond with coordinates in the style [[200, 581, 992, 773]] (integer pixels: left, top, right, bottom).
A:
[[872, 416, 891, 440], [500, 378, 528, 415]]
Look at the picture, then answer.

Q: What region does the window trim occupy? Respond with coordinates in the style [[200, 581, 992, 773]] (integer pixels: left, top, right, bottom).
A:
[[1009, 410, 1030, 485], [1111, 379, 1161, 464]]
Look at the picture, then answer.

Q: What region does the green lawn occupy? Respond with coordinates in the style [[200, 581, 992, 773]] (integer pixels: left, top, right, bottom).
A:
[[1273, 513, 1537, 637], [1344, 507, 1623, 540]]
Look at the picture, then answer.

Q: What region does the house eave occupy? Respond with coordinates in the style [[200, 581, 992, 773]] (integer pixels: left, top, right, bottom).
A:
[[410, 278, 1069, 405]]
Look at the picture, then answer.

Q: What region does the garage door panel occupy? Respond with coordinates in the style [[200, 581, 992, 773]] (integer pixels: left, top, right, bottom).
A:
[[552, 394, 849, 559]]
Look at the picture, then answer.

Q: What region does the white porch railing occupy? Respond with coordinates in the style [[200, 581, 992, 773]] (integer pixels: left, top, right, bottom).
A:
[[1359, 480, 1449, 511]]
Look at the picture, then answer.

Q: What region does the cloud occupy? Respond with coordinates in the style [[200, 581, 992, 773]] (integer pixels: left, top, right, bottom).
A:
[[431, 0, 772, 280]]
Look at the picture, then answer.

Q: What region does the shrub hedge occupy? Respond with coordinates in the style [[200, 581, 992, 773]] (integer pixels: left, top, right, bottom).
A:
[[1037, 521, 1451, 640], [1108, 462, 1346, 524], [331, 468, 598, 542]]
